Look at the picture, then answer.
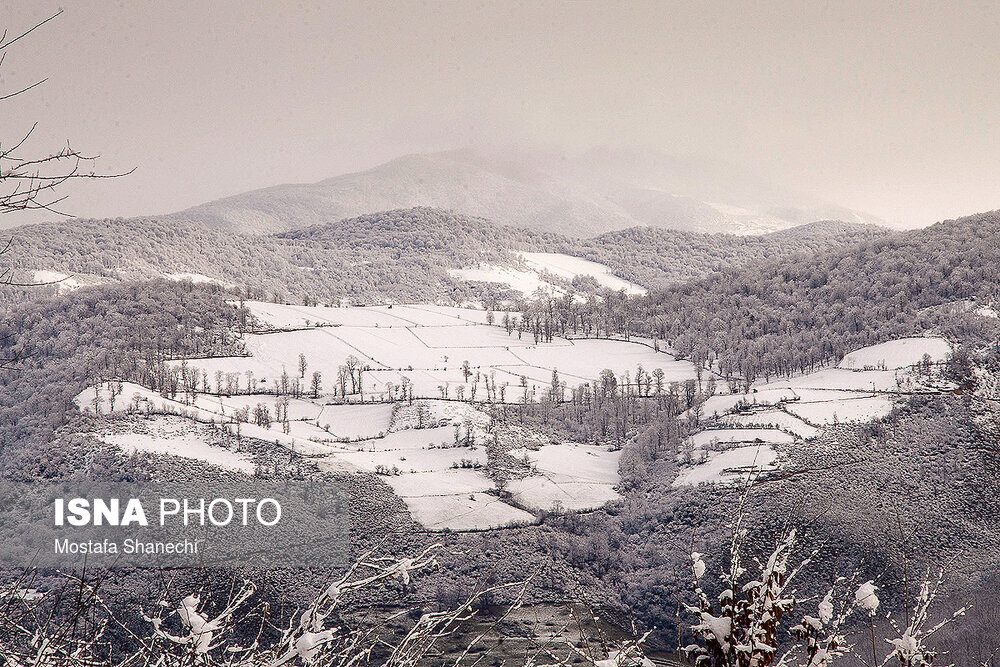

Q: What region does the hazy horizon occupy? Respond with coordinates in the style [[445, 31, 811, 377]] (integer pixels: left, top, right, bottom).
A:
[[4, 1, 1000, 229]]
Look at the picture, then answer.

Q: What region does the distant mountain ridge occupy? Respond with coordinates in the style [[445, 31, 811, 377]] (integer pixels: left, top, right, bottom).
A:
[[173, 148, 880, 237]]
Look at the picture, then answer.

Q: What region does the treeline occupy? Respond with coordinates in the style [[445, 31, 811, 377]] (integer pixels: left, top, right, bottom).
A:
[[7, 208, 889, 306], [0, 280, 243, 473], [494, 212, 1000, 388], [638, 212, 1000, 384], [5, 210, 540, 305], [559, 219, 891, 289]]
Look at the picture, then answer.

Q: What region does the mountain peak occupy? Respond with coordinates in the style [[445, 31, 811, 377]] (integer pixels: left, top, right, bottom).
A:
[[173, 148, 879, 237]]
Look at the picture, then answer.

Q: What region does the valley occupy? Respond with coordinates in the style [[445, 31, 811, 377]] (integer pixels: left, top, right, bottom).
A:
[[5, 208, 1000, 667], [4, 4, 1000, 664], [73, 292, 960, 531]]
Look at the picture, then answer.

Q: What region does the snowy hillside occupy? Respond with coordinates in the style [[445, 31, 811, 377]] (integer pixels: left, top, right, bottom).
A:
[[672, 336, 952, 487], [175, 148, 879, 237], [187, 301, 697, 402], [449, 252, 646, 297]]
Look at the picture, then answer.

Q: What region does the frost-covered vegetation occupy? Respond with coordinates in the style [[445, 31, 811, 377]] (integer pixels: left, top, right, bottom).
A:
[[6, 208, 889, 304], [3, 210, 1000, 665]]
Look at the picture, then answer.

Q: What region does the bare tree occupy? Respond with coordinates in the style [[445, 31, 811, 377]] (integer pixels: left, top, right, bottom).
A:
[[1, 11, 131, 219], [310, 370, 322, 398], [0, 12, 131, 371]]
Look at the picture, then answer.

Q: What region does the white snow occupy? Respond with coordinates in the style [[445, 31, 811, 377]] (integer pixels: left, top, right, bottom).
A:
[[320, 403, 394, 439], [688, 429, 795, 448], [341, 437, 621, 529], [673, 445, 778, 487], [977, 306, 999, 319], [509, 477, 620, 513], [838, 337, 951, 370], [758, 368, 914, 393], [700, 388, 797, 418], [75, 382, 337, 456], [721, 410, 820, 439], [680, 336, 950, 486], [508, 443, 621, 512], [336, 427, 485, 474], [378, 467, 492, 497], [784, 395, 895, 426], [172, 301, 700, 404], [244, 302, 496, 329], [99, 416, 255, 473], [194, 394, 324, 421], [448, 253, 646, 297], [404, 494, 536, 531], [516, 252, 647, 295], [33, 270, 80, 292], [449, 264, 564, 297], [855, 581, 880, 612], [78, 378, 620, 530], [164, 273, 234, 288]]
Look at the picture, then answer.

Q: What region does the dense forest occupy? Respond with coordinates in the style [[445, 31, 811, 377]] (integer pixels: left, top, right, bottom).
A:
[[637, 211, 1000, 385], [496, 212, 1000, 390], [9, 207, 887, 303], [558, 219, 889, 288], [0, 281, 244, 476]]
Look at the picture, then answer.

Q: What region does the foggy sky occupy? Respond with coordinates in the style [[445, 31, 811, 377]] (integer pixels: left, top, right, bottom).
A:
[[3, 0, 999, 229]]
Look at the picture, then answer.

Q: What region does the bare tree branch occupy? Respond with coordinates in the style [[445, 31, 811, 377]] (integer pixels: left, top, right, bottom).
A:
[[0, 11, 133, 217]]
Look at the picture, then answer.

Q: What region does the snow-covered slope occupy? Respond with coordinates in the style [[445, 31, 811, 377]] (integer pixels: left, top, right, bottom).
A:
[[837, 337, 952, 370], [674, 336, 954, 488], [195, 301, 698, 402], [448, 252, 646, 297], [516, 252, 647, 295], [175, 148, 878, 237]]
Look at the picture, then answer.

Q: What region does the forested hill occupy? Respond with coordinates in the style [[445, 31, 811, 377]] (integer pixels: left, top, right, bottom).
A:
[[7, 210, 544, 303], [279, 209, 890, 289], [8, 207, 889, 303], [562, 219, 891, 288], [173, 148, 879, 237], [639, 211, 1000, 382], [276, 206, 559, 250]]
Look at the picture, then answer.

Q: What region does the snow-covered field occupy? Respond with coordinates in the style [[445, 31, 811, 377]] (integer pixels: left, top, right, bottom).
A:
[[784, 395, 895, 426], [164, 273, 235, 289], [721, 410, 820, 439], [329, 428, 621, 529], [179, 301, 697, 403], [673, 445, 778, 487], [508, 444, 621, 512], [76, 382, 336, 456], [675, 336, 951, 487], [404, 494, 535, 531], [33, 270, 81, 293], [701, 388, 797, 419], [78, 379, 621, 531], [837, 337, 951, 370], [688, 429, 795, 448], [449, 252, 646, 297], [99, 416, 255, 473], [516, 252, 647, 295], [78, 309, 953, 522], [449, 265, 563, 298]]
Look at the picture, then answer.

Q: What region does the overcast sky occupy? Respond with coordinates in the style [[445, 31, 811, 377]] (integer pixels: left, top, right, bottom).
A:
[[2, 0, 999, 228]]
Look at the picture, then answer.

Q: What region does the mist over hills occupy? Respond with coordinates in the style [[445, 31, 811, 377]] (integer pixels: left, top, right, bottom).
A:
[[173, 148, 879, 237]]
